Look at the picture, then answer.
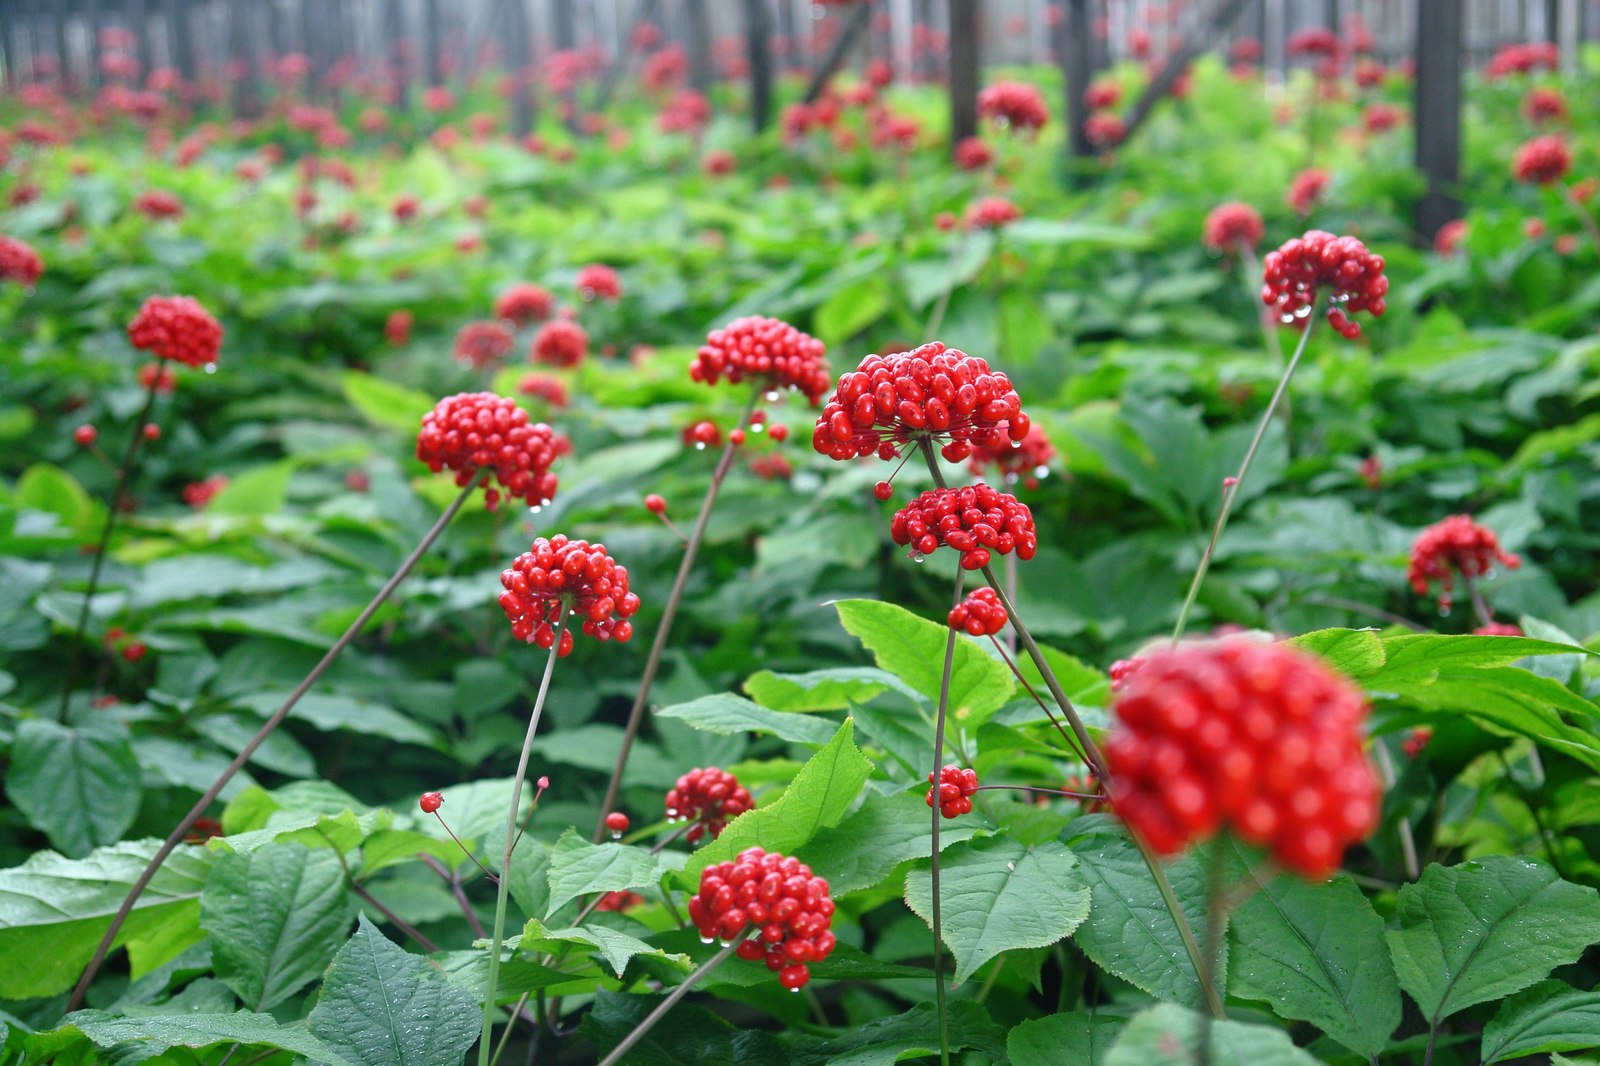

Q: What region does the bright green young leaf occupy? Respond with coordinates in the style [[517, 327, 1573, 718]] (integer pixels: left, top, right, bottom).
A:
[[904, 836, 1089, 985], [1369, 632, 1595, 687], [1481, 981, 1600, 1063], [205, 461, 295, 515], [1228, 874, 1401, 1057], [516, 917, 688, 978], [28, 1009, 355, 1065], [1104, 1003, 1320, 1066], [341, 371, 437, 433], [545, 830, 664, 917], [1387, 857, 1600, 1026], [654, 693, 840, 745], [814, 276, 890, 345], [743, 667, 911, 711], [1008, 1012, 1127, 1066], [199, 843, 356, 1010], [803, 790, 982, 896], [1288, 628, 1386, 679], [0, 839, 217, 998], [15, 463, 97, 531], [835, 599, 1015, 727], [5, 718, 141, 857], [308, 914, 480, 1066], [680, 718, 872, 885]]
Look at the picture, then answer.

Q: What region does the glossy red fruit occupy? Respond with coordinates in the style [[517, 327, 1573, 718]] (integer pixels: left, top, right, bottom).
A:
[[498, 535, 640, 655], [605, 812, 630, 835], [644, 494, 667, 515], [419, 791, 444, 813], [926, 765, 980, 818], [73, 424, 97, 446], [687, 846, 835, 989], [416, 392, 562, 511]]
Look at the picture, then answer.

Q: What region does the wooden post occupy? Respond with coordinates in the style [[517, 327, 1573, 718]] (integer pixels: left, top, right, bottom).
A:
[[228, 0, 260, 116], [554, 0, 576, 49], [744, 0, 773, 131], [505, 0, 533, 135], [0, 0, 19, 89], [383, 0, 408, 108], [948, 0, 978, 144], [1414, 0, 1462, 241], [686, 0, 712, 90], [423, 0, 442, 85], [1060, 0, 1093, 158], [802, 1, 871, 102], [84, 0, 103, 89], [51, 0, 73, 92], [164, 0, 194, 83], [1119, 0, 1251, 144]]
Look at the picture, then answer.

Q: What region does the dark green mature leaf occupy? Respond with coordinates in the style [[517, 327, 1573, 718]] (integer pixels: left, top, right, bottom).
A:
[[1228, 874, 1401, 1057], [583, 989, 785, 1066], [1067, 820, 1217, 1009], [200, 843, 356, 1010], [803, 790, 982, 895], [1008, 1012, 1127, 1066], [235, 691, 439, 746], [0, 839, 217, 998], [1387, 857, 1600, 1025], [680, 719, 872, 885], [1481, 981, 1600, 1063], [5, 718, 141, 857], [1104, 1004, 1320, 1066], [545, 830, 663, 917], [28, 1009, 354, 1065], [792, 1001, 1006, 1066], [654, 693, 840, 744], [835, 599, 1015, 727], [308, 915, 479, 1066], [904, 836, 1090, 985]]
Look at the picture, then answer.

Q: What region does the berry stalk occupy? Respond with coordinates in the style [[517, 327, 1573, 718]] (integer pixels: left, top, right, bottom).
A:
[[68, 470, 488, 1012], [57, 371, 163, 720], [595, 934, 746, 1066], [1170, 313, 1318, 646], [480, 621, 563, 1066], [930, 568, 964, 1066], [916, 439, 1225, 1020], [593, 387, 762, 841]]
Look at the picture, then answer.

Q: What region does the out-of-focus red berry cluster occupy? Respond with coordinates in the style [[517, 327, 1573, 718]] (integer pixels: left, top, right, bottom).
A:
[[1407, 514, 1521, 612], [665, 766, 754, 842], [689, 316, 831, 403]]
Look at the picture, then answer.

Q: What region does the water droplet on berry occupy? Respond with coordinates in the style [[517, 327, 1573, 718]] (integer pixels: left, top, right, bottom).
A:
[[765, 390, 781, 402], [909, 551, 925, 563], [529, 505, 543, 515], [695, 442, 706, 451], [1295, 305, 1312, 319], [204, 363, 217, 374], [700, 935, 715, 945], [1034, 465, 1049, 478], [1280, 313, 1296, 324], [610, 830, 621, 840]]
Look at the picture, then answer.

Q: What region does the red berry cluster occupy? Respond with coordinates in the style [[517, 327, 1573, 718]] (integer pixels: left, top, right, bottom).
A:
[[1286, 168, 1330, 215], [889, 484, 1037, 571], [495, 283, 554, 326], [497, 535, 640, 655], [416, 392, 561, 510], [977, 81, 1050, 132], [665, 767, 754, 842], [964, 196, 1023, 230], [689, 316, 832, 403], [1522, 87, 1568, 123], [576, 263, 622, 301], [453, 321, 515, 370], [967, 424, 1056, 487], [1486, 41, 1559, 79], [1407, 514, 1522, 611], [532, 319, 588, 367], [1108, 657, 1145, 692], [1202, 202, 1265, 254], [1261, 230, 1388, 338], [0, 236, 44, 287], [1513, 135, 1571, 185], [1475, 621, 1523, 636], [812, 342, 1032, 463], [927, 765, 980, 818], [952, 136, 994, 171], [127, 295, 223, 367], [690, 847, 837, 990], [134, 189, 184, 219], [517, 373, 569, 407], [1104, 639, 1380, 880], [947, 587, 1007, 636], [386, 309, 414, 347], [1083, 112, 1126, 148]]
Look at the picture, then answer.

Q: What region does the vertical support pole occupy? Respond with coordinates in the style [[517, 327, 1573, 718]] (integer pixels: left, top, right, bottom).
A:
[[1060, 0, 1093, 159], [553, 0, 576, 49], [128, 0, 151, 80], [506, 0, 533, 135], [51, 0, 73, 92], [686, 0, 712, 90], [423, 0, 442, 85], [0, 0, 19, 89], [165, 0, 193, 84], [384, 0, 408, 108], [948, 0, 979, 146], [1413, 0, 1462, 242], [85, 0, 103, 90], [744, 0, 772, 131], [229, 0, 260, 116]]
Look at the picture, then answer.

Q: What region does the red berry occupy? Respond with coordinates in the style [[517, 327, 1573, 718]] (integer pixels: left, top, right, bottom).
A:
[[1261, 230, 1388, 338], [947, 587, 1007, 636], [419, 791, 444, 813], [644, 494, 667, 515], [729, 428, 746, 446], [121, 641, 147, 663], [1513, 135, 1571, 185], [498, 535, 640, 654], [1407, 515, 1521, 613], [925, 765, 980, 819], [0, 235, 44, 287], [143, 423, 160, 440], [73, 424, 97, 446], [873, 481, 893, 501], [416, 392, 562, 511], [1203, 202, 1265, 254], [690, 846, 835, 989], [768, 423, 789, 442], [977, 81, 1049, 131], [530, 319, 588, 367], [666, 767, 753, 841], [888, 483, 1037, 570], [576, 263, 622, 301], [127, 294, 223, 367], [689, 316, 831, 403], [605, 811, 630, 834]]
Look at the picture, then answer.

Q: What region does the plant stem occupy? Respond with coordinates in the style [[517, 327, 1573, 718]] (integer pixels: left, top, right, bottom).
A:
[[595, 936, 744, 1066], [1197, 846, 1230, 1066], [917, 439, 1225, 1020], [422, 854, 487, 938], [930, 567, 964, 1066], [593, 387, 762, 841], [68, 471, 486, 1012], [1371, 742, 1420, 882], [480, 625, 563, 1066], [1171, 316, 1317, 646], [58, 373, 162, 721], [924, 228, 973, 340], [1459, 571, 1494, 630]]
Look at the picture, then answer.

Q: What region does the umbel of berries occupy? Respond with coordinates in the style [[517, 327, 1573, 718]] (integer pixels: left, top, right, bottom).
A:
[[416, 392, 561, 511], [1261, 230, 1388, 339], [1407, 514, 1521, 612], [665, 767, 755, 842], [813, 341, 1032, 463], [889, 483, 1038, 571], [1104, 638, 1380, 880], [689, 316, 832, 404], [498, 535, 640, 656], [690, 847, 837, 990], [947, 587, 1007, 636], [128, 294, 224, 367], [927, 765, 979, 819]]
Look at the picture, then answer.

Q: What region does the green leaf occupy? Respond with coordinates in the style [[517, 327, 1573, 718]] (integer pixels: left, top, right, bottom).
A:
[[1008, 1012, 1127, 1066], [235, 691, 439, 746], [1228, 874, 1401, 1057], [515, 917, 688, 979], [654, 693, 840, 745], [1481, 981, 1600, 1063], [680, 719, 872, 885], [0, 839, 217, 998], [793, 1001, 1005, 1066], [1067, 819, 1217, 1009], [342, 371, 437, 433], [15, 463, 97, 531], [1387, 857, 1600, 1026], [1288, 628, 1386, 679], [545, 830, 663, 917], [1104, 1003, 1320, 1066], [308, 914, 480, 1066], [743, 667, 909, 711], [4, 719, 141, 857], [204, 462, 296, 515], [835, 599, 1015, 727], [904, 836, 1090, 985], [814, 276, 891, 345], [803, 790, 983, 895], [200, 843, 356, 1010], [1369, 632, 1594, 686], [31, 1009, 354, 1065]]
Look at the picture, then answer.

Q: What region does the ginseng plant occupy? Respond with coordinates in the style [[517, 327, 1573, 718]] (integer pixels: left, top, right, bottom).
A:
[[68, 391, 565, 1010]]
